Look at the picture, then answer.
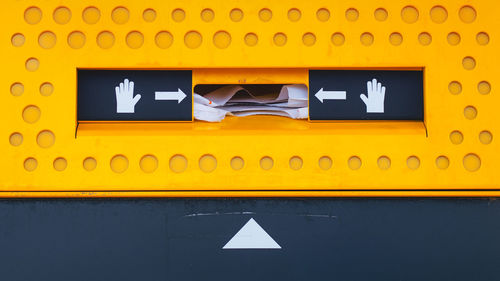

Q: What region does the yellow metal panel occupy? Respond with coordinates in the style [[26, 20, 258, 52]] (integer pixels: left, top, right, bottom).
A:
[[1, 0, 498, 196]]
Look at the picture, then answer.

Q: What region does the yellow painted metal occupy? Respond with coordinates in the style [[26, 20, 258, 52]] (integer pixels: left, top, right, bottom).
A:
[[1, 0, 498, 196]]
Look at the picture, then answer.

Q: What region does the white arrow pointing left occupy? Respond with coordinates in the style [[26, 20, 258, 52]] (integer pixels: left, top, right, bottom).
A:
[[155, 88, 187, 103], [315, 88, 347, 103]]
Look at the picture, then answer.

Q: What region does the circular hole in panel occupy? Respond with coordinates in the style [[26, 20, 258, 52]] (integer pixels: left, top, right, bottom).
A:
[[288, 8, 301, 22], [459, 6, 476, 23], [302, 33, 316, 46], [37, 130, 55, 148], [360, 32, 374, 46], [318, 156, 332, 170], [464, 106, 477, 120], [447, 32, 461, 46], [476, 32, 489, 45], [11, 82, 24, 96], [140, 155, 158, 173], [407, 156, 420, 170], [259, 8, 272, 22], [25, 7, 42, 24], [82, 7, 100, 24], [97, 31, 115, 49], [230, 8, 243, 22], [348, 156, 362, 170], [477, 81, 491, 95], [201, 8, 214, 22], [316, 8, 330, 22], [184, 31, 202, 49], [9, 132, 23, 146], [199, 154, 217, 173], [67, 31, 86, 49], [273, 33, 287, 46], [462, 56, 476, 70], [24, 157, 38, 172], [331, 33, 345, 46], [112, 7, 129, 24], [22, 105, 41, 123], [110, 155, 128, 173], [463, 153, 481, 172], [170, 154, 187, 173], [377, 156, 391, 170], [418, 32, 432, 46], [479, 131, 492, 144], [244, 33, 258, 46], [38, 31, 57, 49], [126, 31, 144, 49], [40, 82, 54, 96], [389, 32, 403, 46], [430, 6, 447, 23], [260, 156, 274, 170], [374, 8, 388, 21], [345, 8, 359, 21], [12, 33, 25, 47], [213, 31, 231, 49], [436, 156, 450, 169], [449, 130, 464, 144], [401, 6, 419, 23], [53, 6, 72, 24], [448, 81, 462, 95], [289, 156, 303, 170], [230, 156, 245, 170], [143, 8, 157, 22], [172, 8, 185, 22], [53, 157, 67, 171], [155, 31, 173, 49], [83, 157, 97, 171], [26, 58, 39, 71]]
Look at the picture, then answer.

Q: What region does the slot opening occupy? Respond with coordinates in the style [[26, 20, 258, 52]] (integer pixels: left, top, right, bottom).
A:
[[193, 84, 309, 122], [75, 68, 426, 137]]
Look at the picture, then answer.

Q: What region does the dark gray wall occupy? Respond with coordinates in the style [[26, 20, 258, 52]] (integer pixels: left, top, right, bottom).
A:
[[0, 198, 499, 281]]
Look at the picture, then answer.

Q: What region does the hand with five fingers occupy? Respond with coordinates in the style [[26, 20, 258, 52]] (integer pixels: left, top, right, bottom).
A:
[[360, 78, 386, 113], [115, 78, 141, 113]]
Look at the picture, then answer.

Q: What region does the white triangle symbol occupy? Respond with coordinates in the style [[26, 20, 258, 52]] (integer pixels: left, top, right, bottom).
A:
[[222, 218, 281, 249]]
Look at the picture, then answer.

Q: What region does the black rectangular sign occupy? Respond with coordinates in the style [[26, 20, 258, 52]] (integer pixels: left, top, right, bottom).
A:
[[309, 70, 423, 120], [77, 70, 192, 121], [2, 199, 500, 281]]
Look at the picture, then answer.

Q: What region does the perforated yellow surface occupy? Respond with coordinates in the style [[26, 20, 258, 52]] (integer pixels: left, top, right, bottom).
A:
[[1, 0, 498, 197]]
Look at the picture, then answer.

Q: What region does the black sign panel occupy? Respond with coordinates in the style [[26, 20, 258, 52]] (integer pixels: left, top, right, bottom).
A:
[[78, 70, 192, 121], [2, 199, 500, 281], [309, 70, 423, 120]]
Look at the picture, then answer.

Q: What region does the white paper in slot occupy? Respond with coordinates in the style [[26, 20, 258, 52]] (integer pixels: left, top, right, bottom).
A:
[[193, 84, 308, 122]]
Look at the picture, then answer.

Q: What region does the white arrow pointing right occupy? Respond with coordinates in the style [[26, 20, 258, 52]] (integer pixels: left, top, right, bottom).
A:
[[315, 88, 347, 103], [155, 88, 187, 103]]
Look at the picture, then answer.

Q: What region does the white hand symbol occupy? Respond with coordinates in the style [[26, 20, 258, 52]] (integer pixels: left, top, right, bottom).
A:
[[360, 78, 386, 113], [115, 78, 141, 113]]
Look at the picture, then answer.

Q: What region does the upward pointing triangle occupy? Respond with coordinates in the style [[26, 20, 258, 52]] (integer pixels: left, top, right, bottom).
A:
[[223, 218, 281, 249]]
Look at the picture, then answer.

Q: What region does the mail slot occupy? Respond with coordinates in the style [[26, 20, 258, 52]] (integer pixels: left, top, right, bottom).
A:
[[77, 68, 424, 123]]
